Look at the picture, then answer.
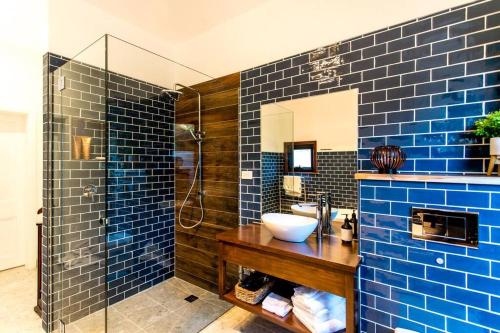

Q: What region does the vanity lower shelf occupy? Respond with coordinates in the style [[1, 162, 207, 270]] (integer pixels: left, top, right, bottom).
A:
[[223, 289, 312, 333]]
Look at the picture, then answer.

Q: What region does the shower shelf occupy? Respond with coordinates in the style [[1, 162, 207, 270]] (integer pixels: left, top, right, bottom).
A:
[[69, 116, 105, 161]]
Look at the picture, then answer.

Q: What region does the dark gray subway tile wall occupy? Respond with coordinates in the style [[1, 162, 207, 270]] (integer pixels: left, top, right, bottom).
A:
[[240, 0, 500, 225], [297, 151, 357, 209], [262, 152, 282, 213], [42, 53, 52, 332], [42, 53, 175, 329], [262, 151, 357, 214], [106, 68, 175, 305]]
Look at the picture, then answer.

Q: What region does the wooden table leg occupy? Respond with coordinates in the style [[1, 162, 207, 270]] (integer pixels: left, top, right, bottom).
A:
[[344, 274, 355, 333], [218, 242, 227, 297], [487, 156, 496, 176]]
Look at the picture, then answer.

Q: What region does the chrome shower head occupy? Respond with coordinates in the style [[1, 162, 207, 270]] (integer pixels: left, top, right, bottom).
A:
[[177, 124, 195, 132], [161, 88, 183, 101]]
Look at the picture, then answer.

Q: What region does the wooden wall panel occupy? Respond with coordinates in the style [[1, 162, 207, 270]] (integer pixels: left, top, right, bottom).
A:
[[174, 72, 240, 292]]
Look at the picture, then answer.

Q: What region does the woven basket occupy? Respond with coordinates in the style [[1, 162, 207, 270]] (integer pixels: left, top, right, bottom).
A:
[[235, 281, 274, 305]]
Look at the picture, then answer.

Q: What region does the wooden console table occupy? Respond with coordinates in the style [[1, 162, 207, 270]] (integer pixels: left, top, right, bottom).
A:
[[217, 224, 360, 333]]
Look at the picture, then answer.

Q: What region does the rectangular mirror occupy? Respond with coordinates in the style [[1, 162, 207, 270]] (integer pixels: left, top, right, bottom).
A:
[[261, 89, 359, 218]]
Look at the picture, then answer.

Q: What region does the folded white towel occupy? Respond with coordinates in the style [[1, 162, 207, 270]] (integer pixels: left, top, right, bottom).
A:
[[292, 295, 346, 327], [283, 175, 302, 197], [263, 292, 291, 308], [263, 303, 292, 317], [292, 291, 345, 315], [293, 286, 321, 299], [293, 302, 329, 322], [293, 306, 344, 333], [262, 293, 292, 317]]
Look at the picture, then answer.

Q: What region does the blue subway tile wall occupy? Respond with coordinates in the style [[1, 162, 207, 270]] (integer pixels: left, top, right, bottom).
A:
[[359, 180, 500, 332], [240, 0, 500, 225]]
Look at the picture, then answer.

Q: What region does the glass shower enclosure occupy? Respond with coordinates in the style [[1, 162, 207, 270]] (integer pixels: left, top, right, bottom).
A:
[[44, 34, 213, 332]]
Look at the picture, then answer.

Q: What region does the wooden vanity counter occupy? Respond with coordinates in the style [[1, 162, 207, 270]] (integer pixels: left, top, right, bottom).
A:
[[217, 224, 361, 333]]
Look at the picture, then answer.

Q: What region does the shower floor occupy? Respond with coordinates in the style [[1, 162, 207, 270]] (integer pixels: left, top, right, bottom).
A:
[[0, 267, 289, 333], [66, 277, 233, 333]]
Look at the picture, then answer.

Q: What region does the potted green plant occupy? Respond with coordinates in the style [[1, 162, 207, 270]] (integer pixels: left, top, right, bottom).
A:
[[474, 110, 500, 156]]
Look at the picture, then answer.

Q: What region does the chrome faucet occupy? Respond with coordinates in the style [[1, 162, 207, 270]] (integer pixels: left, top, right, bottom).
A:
[[316, 193, 325, 242], [324, 194, 333, 235], [316, 192, 334, 243]]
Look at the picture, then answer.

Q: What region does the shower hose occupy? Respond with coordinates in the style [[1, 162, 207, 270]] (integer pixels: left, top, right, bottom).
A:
[[178, 155, 204, 229]]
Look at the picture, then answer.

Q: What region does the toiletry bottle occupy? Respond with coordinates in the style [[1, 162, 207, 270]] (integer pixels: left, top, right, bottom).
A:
[[351, 210, 358, 239], [341, 214, 353, 243]]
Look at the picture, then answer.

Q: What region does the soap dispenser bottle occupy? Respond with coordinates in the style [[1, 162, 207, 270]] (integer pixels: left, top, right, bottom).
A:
[[341, 214, 353, 243]]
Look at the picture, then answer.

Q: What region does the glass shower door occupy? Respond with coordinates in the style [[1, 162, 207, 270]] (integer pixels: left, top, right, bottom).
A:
[[47, 36, 108, 333], [46, 33, 220, 333]]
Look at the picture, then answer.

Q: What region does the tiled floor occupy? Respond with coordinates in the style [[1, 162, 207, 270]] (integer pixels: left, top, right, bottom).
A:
[[66, 277, 233, 333], [201, 307, 291, 333], [0, 266, 288, 333], [0, 266, 44, 333]]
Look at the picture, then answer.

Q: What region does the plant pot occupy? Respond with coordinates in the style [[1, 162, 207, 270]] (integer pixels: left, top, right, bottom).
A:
[[491, 137, 500, 155], [370, 145, 406, 174]]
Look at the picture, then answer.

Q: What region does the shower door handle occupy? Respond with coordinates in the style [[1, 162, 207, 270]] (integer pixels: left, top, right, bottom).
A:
[[99, 218, 108, 226]]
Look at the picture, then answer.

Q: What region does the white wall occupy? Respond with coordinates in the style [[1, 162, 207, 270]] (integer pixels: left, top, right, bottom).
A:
[[175, 0, 472, 77], [0, 0, 48, 268]]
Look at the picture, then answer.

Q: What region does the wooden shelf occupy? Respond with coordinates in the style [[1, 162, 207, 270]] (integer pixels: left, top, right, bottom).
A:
[[222, 289, 346, 333], [354, 172, 500, 185], [223, 289, 309, 333]]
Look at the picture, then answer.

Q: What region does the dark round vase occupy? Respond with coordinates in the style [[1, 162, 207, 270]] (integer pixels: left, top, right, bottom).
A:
[[370, 145, 407, 174]]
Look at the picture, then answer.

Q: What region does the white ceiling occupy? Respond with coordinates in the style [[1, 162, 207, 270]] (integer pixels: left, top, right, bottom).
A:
[[82, 0, 270, 43]]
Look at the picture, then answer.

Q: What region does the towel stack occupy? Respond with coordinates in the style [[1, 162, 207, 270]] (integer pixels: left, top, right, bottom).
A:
[[283, 175, 302, 197], [291, 286, 346, 333], [262, 292, 293, 317]]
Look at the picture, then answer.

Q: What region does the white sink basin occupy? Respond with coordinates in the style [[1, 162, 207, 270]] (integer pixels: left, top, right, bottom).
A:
[[291, 203, 318, 218], [262, 213, 318, 242], [291, 203, 340, 220]]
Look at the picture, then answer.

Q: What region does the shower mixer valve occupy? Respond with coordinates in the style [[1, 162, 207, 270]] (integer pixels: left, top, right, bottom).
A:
[[83, 184, 97, 200]]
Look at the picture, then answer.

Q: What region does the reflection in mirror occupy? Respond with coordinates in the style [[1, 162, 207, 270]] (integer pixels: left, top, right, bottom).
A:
[[261, 104, 294, 214], [261, 89, 358, 226], [284, 141, 317, 173]]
